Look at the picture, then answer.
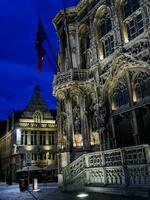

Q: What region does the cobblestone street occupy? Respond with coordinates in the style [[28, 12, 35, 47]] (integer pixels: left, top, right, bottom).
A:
[[0, 183, 149, 200]]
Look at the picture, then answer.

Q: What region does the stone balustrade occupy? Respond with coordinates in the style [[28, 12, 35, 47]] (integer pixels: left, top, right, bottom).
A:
[[54, 69, 89, 86], [62, 144, 150, 188]]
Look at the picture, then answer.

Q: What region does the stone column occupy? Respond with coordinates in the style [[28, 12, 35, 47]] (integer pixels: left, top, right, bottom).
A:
[[108, 95, 117, 149], [112, 0, 122, 47], [65, 99, 73, 152], [126, 69, 140, 145], [37, 131, 40, 145], [46, 131, 49, 145], [80, 94, 90, 150], [76, 24, 80, 68], [70, 29, 77, 69]]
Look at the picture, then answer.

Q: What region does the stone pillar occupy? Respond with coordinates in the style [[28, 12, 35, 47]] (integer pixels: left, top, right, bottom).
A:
[[76, 24, 80, 68], [112, 0, 122, 47], [46, 131, 49, 145], [109, 116, 117, 148], [57, 100, 63, 149], [126, 69, 139, 145], [37, 131, 40, 145], [70, 29, 77, 69], [65, 99, 73, 152], [108, 94, 117, 149], [80, 94, 90, 150]]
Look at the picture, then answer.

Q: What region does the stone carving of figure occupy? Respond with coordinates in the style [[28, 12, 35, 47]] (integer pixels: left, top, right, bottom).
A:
[[74, 116, 81, 133], [92, 103, 99, 131], [62, 114, 67, 134], [91, 98, 106, 133], [73, 105, 81, 134]]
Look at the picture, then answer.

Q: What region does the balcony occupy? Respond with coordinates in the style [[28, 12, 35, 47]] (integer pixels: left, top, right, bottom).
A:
[[54, 69, 89, 87]]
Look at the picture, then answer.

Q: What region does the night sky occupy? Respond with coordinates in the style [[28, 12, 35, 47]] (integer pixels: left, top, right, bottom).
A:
[[0, 0, 79, 120]]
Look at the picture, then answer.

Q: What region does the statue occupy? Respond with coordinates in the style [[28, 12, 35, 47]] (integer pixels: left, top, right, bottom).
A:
[[62, 114, 67, 134], [73, 105, 81, 134], [74, 116, 81, 133]]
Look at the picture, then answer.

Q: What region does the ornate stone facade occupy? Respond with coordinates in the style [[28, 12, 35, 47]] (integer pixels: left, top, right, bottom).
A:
[[53, 0, 150, 194], [53, 0, 150, 158], [54, 0, 150, 161]]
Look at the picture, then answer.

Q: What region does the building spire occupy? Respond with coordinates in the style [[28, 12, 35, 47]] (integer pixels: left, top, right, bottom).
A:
[[34, 85, 40, 96]]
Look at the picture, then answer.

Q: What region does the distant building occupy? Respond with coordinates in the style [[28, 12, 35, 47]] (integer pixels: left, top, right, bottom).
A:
[[0, 85, 57, 183]]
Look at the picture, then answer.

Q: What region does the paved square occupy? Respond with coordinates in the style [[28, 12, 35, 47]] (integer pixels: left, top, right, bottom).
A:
[[0, 183, 148, 200]]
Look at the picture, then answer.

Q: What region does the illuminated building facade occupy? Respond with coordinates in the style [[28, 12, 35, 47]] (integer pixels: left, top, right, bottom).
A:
[[0, 86, 57, 183], [53, 0, 150, 195], [54, 0, 150, 157]]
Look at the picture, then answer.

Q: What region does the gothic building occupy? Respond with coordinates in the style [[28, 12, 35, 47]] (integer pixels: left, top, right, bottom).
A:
[[53, 0, 150, 157], [0, 86, 57, 183]]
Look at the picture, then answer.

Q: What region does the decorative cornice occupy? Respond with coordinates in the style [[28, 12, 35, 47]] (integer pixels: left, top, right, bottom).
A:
[[53, 0, 107, 28]]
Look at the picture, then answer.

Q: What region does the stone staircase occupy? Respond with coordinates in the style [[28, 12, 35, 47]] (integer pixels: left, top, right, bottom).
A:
[[62, 144, 150, 197]]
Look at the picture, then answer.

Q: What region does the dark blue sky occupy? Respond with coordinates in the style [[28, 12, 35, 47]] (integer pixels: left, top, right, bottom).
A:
[[0, 0, 79, 120]]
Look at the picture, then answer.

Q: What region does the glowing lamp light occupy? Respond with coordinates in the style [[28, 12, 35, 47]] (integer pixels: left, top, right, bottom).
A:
[[124, 36, 129, 44], [99, 49, 104, 60], [77, 193, 89, 198], [123, 30, 129, 44], [16, 128, 21, 145], [25, 146, 33, 151], [112, 101, 116, 111], [16, 128, 21, 135], [133, 90, 137, 103]]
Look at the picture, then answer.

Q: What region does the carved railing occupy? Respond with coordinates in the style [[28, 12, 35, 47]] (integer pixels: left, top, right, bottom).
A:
[[54, 69, 89, 86], [62, 144, 150, 189]]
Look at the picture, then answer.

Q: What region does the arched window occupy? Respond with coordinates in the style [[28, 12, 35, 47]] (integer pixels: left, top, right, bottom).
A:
[[133, 71, 150, 102], [100, 18, 114, 58], [79, 24, 90, 69], [33, 111, 42, 123], [100, 18, 112, 37], [94, 6, 114, 60], [118, 0, 144, 42]]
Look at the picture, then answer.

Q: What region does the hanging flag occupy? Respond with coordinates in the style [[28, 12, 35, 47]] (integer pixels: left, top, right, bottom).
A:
[[35, 20, 47, 72]]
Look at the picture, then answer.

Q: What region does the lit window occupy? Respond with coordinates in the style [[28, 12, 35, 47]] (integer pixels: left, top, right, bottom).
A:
[[100, 18, 114, 58], [102, 35, 114, 57], [127, 14, 144, 41], [123, 0, 143, 41], [100, 18, 112, 37]]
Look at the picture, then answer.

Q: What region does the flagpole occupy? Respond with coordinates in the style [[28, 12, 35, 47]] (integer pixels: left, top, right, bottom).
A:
[[44, 50, 57, 74], [45, 33, 59, 71], [36, 14, 58, 73]]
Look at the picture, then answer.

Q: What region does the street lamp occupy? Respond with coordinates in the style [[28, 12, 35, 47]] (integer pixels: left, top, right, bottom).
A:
[[16, 128, 21, 145]]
